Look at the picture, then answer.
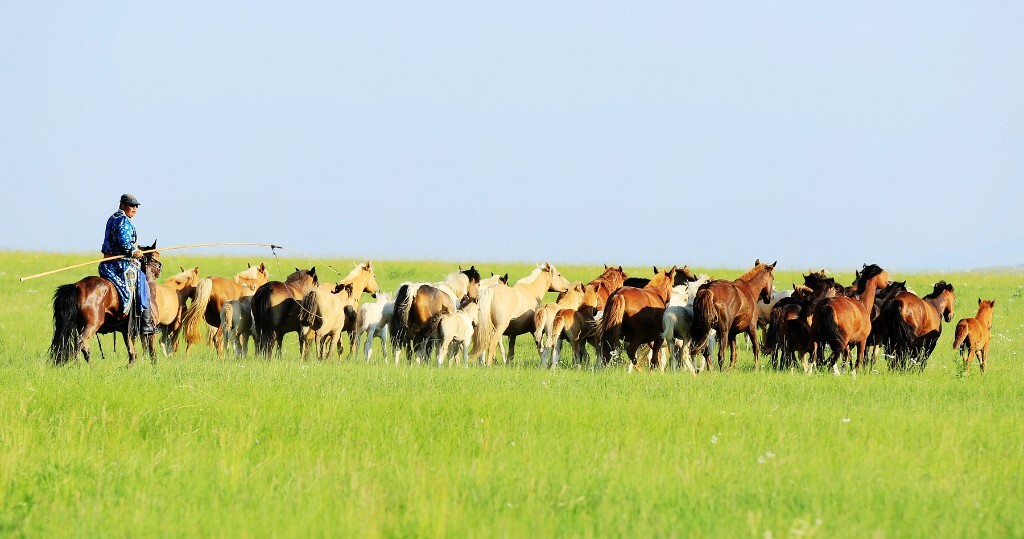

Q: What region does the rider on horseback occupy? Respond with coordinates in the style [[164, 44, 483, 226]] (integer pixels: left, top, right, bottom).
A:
[[99, 193, 156, 336]]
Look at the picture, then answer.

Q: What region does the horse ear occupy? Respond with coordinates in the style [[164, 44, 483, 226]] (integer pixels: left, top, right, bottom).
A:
[[770, 261, 777, 270], [604, 264, 608, 269], [259, 263, 266, 271], [295, 267, 300, 273], [653, 266, 658, 274], [619, 266, 623, 272], [180, 266, 185, 272], [978, 298, 982, 305], [754, 258, 760, 265], [248, 262, 252, 268], [459, 265, 463, 270], [470, 265, 476, 271], [990, 299, 996, 307], [310, 267, 316, 275]]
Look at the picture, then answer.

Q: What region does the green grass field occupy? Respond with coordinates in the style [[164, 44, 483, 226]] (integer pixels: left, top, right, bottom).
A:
[[1, 252, 1022, 537]]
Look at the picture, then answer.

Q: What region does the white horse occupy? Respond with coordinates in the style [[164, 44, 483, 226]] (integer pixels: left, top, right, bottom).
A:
[[436, 302, 478, 367], [350, 292, 393, 361], [471, 263, 572, 366]]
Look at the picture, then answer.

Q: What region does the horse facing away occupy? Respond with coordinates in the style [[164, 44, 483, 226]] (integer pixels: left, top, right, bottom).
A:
[[182, 263, 269, 355], [471, 263, 572, 366], [809, 264, 891, 374], [349, 292, 394, 361], [691, 260, 777, 371], [882, 280, 955, 371], [390, 266, 481, 363], [435, 302, 479, 367], [599, 266, 677, 372], [533, 282, 586, 367], [953, 299, 995, 373], [251, 267, 319, 357], [50, 241, 163, 367], [547, 266, 629, 367], [219, 289, 257, 358], [152, 266, 200, 355], [298, 282, 355, 360]]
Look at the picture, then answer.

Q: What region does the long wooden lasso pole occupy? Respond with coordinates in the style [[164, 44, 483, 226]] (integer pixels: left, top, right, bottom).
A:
[[19, 242, 343, 282]]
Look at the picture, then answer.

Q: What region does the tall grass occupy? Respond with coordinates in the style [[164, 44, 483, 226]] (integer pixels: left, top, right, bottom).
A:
[[1, 252, 1022, 537]]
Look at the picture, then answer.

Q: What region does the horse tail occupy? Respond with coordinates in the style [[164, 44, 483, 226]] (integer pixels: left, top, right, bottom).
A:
[[389, 283, 413, 347], [690, 288, 717, 349], [221, 302, 234, 334], [470, 287, 496, 356], [250, 284, 274, 357], [881, 300, 914, 363], [815, 303, 845, 352], [298, 289, 319, 329], [533, 306, 550, 347], [600, 292, 626, 353], [552, 310, 569, 347], [344, 304, 358, 332], [50, 284, 80, 366], [183, 277, 213, 346], [952, 320, 970, 352], [763, 304, 786, 354], [424, 308, 446, 342]]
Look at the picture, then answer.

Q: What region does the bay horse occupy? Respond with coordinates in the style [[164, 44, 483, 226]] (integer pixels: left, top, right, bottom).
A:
[[471, 263, 572, 366], [152, 266, 200, 355], [809, 264, 891, 374], [953, 299, 995, 373], [390, 266, 481, 363], [882, 280, 955, 371], [599, 266, 677, 372], [182, 263, 269, 355], [691, 260, 777, 371], [50, 241, 162, 366], [251, 267, 319, 357]]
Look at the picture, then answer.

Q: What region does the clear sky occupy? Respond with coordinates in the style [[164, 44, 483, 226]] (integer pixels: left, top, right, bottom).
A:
[[2, 1, 1021, 271]]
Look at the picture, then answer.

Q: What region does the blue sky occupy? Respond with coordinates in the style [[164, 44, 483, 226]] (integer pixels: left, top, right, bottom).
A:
[[2, 1, 1021, 271]]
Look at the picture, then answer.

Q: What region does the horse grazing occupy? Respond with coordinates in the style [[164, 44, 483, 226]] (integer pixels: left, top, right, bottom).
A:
[[152, 266, 200, 355], [50, 242, 162, 367], [881, 281, 955, 371], [298, 282, 355, 360], [182, 263, 269, 355], [435, 302, 479, 367], [349, 292, 394, 361], [691, 260, 777, 371], [471, 263, 572, 366], [251, 267, 319, 357], [390, 266, 481, 363], [809, 264, 891, 374], [533, 282, 586, 367], [953, 299, 995, 373], [599, 266, 677, 372]]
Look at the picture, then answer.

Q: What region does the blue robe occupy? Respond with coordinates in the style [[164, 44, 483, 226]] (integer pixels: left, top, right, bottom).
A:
[[99, 210, 149, 313]]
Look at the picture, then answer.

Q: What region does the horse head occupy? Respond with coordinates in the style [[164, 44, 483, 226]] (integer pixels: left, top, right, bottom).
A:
[[139, 240, 162, 279], [460, 265, 482, 300], [542, 262, 571, 293], [928, 281, 956, 322]]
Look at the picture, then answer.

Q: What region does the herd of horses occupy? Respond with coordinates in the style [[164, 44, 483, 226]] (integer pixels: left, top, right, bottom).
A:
[[47, 247, 997, 375]]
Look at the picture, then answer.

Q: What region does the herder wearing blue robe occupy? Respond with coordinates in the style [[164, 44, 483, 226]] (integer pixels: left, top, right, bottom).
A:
[[99, 193, 156, 335]]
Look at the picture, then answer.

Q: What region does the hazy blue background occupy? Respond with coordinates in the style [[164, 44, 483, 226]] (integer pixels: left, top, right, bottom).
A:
[[2, 1, 1021, 271]]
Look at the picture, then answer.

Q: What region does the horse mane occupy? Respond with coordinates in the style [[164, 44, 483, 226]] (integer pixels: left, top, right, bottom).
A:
[[340, 264, 366, 283], [515, 266, 545, 286], [234, 264, 266, 283], [461, 266, 481, 283], [738, 263, 768, 281], [924, 280, 954, 299]]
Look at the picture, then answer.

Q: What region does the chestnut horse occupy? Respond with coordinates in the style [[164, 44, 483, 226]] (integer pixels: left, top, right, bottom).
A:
[[882, 281, 955, 371], [533, 281, 586, 367], [953, 299, 995, 373], [599, 266, 677, 372], [390, 266, 481, 363], [471, 263, 572, 366], [182, 263, 269, 355], [691, 260, 777, 371], [251, 267, 319, 357], [582, 265, 628, 312], [50, 242, 162, 366], [809, 264, 891, 374], [152, 266, 200, 355]]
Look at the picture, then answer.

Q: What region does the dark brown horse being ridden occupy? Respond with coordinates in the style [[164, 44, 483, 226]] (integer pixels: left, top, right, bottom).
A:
[[881, 280, 955, 371], [49, 242, 163, 366], [599, 266, 676, 372], [691, 260, 776, 371], [251, 267, 319, 357], [809, 264, 891, 373]]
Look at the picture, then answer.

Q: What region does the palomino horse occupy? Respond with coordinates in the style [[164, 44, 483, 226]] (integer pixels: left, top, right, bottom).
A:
[[152, 266, 200, 355], [182, 263, 269, 355], [882, 281, 955, 371], [533, 281, 586, 367], [599, 266, 676, 372], [435, 302, 479, 367], [691, 260, 776, 371], [50, 242, 162, 366], [251, 267, 319, 357], [298, 282, 354, 360], [472, 263, 572, 366], [390, 266, 481, 363], [953, 299, 995, 373], [809, 264, 891, 374]]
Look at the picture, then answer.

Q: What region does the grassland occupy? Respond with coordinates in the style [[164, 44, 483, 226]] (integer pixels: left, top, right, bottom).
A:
[[1, 252, 1022, 537]]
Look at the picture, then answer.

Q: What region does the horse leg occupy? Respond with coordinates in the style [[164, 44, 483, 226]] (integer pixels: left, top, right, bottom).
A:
[[747, 326, 761, 371], [507, 334, 517, 365], [980, 344, 988, 373], [123, 330, 137, 366], [438, 336, 451, 368], [625, 341, 643, 373], [855, 340, 867, 373]]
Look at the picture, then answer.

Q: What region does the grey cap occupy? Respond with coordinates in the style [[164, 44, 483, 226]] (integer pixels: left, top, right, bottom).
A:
[[119, 193, 141, 206]]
